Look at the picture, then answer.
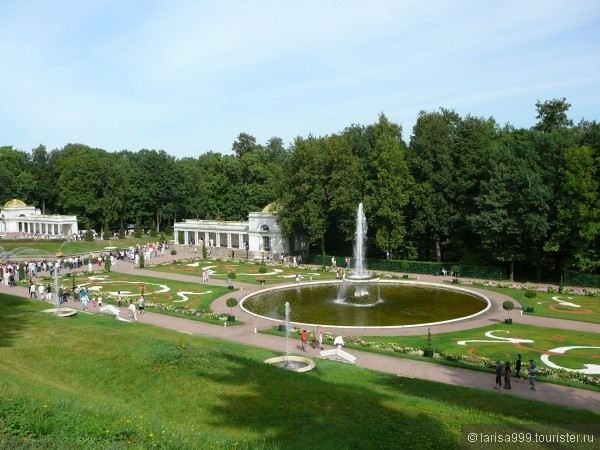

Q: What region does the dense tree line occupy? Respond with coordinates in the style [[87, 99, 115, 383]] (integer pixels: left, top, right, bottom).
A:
[[1, 98, 598, 278]]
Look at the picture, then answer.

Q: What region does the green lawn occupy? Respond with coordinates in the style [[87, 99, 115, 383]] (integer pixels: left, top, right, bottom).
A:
[[33, 271, 232, 321], [147, 258, 340, 284], [478, 286, 600, 324], [0, 236, 160, 257], [360, 323, 600, 373], [0, 294, 598, 449], [264, 323, 600, 390]]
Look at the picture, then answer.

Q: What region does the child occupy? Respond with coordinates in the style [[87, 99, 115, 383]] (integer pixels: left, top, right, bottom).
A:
[[300, 329, 308, 351], [138, 296, 145, 315]]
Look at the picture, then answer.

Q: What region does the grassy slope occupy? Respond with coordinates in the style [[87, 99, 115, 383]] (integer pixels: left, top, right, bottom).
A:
[[0, 294, 598, 449]]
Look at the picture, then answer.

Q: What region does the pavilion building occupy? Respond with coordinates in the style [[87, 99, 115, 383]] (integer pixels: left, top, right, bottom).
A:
[[0, 199, 79, 239], [173, 205, 306, 260]]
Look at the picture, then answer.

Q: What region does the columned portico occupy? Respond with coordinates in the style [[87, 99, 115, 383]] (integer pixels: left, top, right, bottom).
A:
[[0, 199, 78, 239], [173, 205, 307, 259]]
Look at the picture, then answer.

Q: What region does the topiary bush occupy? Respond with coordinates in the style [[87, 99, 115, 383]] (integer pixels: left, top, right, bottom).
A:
[[503, 300, 514, 323], [226, 297, 238, 313]]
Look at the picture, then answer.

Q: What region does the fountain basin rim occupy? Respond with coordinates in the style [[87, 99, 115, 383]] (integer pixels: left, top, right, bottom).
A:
[[264, 355, 316, 372], [343, 276, 380, 283], [240, 280, 491, 329], [41, 307, 77, 317]]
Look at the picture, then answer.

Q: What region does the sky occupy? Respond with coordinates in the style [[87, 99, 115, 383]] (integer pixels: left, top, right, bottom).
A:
[[1, 1, 599, 158]]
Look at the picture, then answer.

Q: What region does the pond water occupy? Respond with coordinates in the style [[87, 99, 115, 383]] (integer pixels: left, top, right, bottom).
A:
[[242, 282, 488, 327]]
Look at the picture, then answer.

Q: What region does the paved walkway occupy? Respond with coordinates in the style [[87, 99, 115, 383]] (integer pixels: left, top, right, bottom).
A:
[[5, 251, 600, 411]]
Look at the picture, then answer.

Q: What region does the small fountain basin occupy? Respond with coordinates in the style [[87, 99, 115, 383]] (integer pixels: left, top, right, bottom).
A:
[[264, 355, 315, 372], [42, 307, 77, 317]]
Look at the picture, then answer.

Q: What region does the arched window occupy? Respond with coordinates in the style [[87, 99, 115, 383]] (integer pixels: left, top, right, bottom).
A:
[[260, 224, 269, 232]]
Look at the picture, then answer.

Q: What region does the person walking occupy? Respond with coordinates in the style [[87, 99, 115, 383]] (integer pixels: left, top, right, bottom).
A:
[[138, 295, 145, 315], [81, 288, 89, 311], [300, 329, 308, 351], [316, 326, 324, 350], [494, 360, 503, 390], [529, 359, 537, 391], [334, 335, 344, 350], [514, 354, 522, 381], [504, 361, 512, 390], [128, 299, 137, 322]]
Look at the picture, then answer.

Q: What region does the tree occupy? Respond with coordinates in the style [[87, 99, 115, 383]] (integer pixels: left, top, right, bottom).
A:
[[468, 133, 551, 280], [546, 145, 600, 272], [232, 132, 259, 158], [407, 109, 460, 261], [364, 114, 413, 259], [176, 157, 204, 219], [226, 297, 238, 314], [503, 301, 514, 322], [195, 152, 233, 220], [99, 153, 130, 235], [326, 128, 367, 247], [276, 135, 330, 255], [450, 115, 500, 262], [0, 146, 36, 204], [54, 144, 111, 230], [128, 149, 183, 233], [238, 145, 274, 216], [534, 97, 573, 133], [30, 145, 56, 214]]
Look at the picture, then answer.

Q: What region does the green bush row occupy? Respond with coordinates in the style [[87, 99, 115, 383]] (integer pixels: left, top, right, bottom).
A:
[[303, 255, 507, 279], [564, 271, 600, 288]]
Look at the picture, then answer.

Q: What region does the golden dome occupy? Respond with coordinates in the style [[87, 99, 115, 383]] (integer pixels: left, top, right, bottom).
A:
[[3, 199, 27, 208]]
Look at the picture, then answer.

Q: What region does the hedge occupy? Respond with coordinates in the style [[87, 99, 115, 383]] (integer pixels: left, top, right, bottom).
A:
[[303, 255, 506, 279]]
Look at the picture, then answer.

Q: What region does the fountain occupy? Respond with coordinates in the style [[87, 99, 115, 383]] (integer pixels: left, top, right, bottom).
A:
[[243, 202, 491, 328], [351, 202, 369, 280], [42, 245, 77, 317], [338, 203, 380, 304], [263, 301, 315, 372]]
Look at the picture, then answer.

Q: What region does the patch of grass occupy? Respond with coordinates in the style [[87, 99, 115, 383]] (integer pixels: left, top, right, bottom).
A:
[[0, 237, 160, 257], [262, 323, 600, 390], [33, 272, 231, 313], [476, 286, 600, 324], [147, 259, 340, 284], [1, 294, 598, 449], [361, 322, 600, 371]]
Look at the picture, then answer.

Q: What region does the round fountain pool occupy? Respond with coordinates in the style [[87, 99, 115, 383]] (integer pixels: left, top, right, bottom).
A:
[[242, 281, 490, 328], [264, 355, 316, 372]]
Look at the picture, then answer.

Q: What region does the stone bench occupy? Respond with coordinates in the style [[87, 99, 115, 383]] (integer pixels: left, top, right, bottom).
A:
[[319, 348, 356, 364]]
